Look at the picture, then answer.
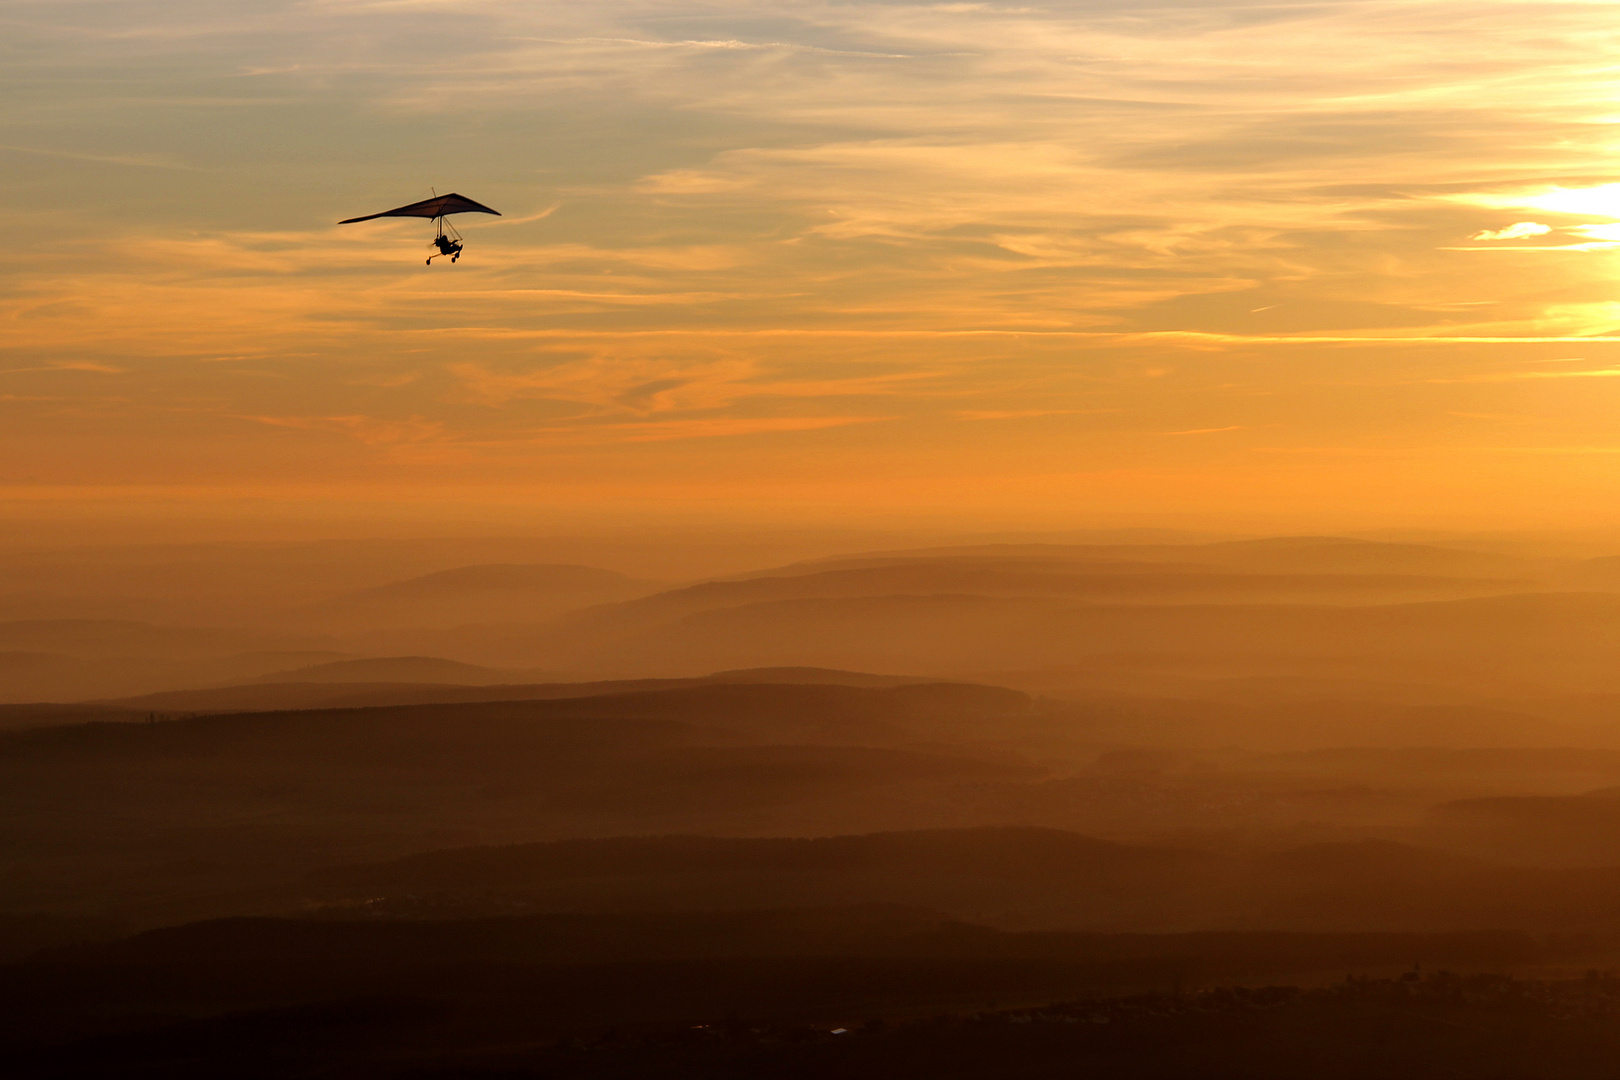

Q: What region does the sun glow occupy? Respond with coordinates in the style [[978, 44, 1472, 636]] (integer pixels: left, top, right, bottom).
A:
[[11, 0, 1620, 523], [1518, 184, 1620, 219]]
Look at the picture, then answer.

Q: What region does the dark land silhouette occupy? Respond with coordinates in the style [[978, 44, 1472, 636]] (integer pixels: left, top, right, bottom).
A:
[[10, 529, 1620, 1075]]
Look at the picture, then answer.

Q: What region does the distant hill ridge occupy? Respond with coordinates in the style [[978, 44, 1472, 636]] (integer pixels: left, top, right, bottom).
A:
[[534, 589, 1620, 679], [474, 537, 1564, 677], [296, 561, 660, 630], [578, 566, 1526, 628], [77, 664, 950, 714], [345, 563, 649, 598], [312, 826, 1175, 890], [42, 907, 1535, 969], [308, 827, 1620, 934], [241, 655, 523, 685], [761, 536, 1540, 578], [1, 681, 1034, 765]]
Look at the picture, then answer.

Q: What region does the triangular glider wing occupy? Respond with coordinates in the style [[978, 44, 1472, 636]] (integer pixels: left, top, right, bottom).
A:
[[339, 193, 502, 224]]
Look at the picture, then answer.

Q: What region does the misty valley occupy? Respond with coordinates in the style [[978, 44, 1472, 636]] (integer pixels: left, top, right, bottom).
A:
[[10, 532, 1620, 1077]]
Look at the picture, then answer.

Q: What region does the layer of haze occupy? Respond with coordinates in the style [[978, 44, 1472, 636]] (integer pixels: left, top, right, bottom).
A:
[[8, 0, 1620, 530], [19, 8, 1620, 1069], [17, 530, 1620, 939]]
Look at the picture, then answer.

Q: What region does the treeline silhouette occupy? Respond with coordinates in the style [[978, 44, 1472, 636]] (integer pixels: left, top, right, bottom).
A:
[[10, 951, 1620, 1079]]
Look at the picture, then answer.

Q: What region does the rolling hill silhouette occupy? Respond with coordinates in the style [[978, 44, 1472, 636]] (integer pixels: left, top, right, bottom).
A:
[[518, 591, 1620, 684], [0, 619, 345, 701], [2, 912, 1547, 1080], [299, 562, 659, 629], [240, 655, 525, 685], [312, 828, 1620, 934], [0, 681, 1037, 921], [73, 665, 935, 716], [767, 537, 1541, 579], [1428, 789, 1620, 865]]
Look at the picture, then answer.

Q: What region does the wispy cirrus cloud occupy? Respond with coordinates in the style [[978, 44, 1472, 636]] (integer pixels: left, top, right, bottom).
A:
[[8, 0, 1620, 517]]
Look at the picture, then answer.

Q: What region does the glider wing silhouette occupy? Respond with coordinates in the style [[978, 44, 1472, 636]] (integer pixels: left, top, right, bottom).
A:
[[339, 193, 501, 224], [340, 192, 502, 263]]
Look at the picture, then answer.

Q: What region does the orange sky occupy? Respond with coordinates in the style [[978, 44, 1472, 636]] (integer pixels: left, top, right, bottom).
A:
[[7, 0, 1620, 533]]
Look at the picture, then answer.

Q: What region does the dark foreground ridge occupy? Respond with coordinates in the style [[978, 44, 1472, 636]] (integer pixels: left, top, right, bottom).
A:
[[458, 971, 1620, 1080], [0, 901, 1606, 1079], [14, 968, 1620, 1079]]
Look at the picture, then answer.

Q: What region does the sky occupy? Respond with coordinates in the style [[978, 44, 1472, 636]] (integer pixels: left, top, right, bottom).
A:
[[6, 0, 1620, 535]]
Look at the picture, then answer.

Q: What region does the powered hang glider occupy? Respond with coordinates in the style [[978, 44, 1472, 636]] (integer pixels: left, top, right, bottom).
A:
[[339, 192, 501, 264]]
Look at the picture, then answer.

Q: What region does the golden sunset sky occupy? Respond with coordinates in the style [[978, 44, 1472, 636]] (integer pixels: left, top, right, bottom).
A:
[[8, 0, 1620, 533]]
